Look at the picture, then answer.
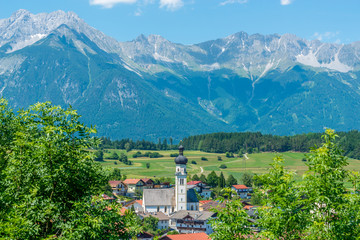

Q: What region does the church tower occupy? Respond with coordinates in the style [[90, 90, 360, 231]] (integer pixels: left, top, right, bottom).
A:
[[175, 145, 188, 211]]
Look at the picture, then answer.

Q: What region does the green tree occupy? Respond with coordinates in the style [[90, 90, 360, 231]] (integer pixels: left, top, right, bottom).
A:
[[110, 168, 122, 180], [143, 215, 159, 233], [199, 174, 207, 183], [240, 172, 253, 187], [108, 151, 119, 160], [218, 172, 226, 188], [226, 174, 237, 187], [94, 150, 104, 161], [207, 171, 218, 187], [192, 174, 200, 181], [302, 129, 360, 239], [146, 162, 150, 169], [0, 101, 140, 239], [209, 199, 252, 239]]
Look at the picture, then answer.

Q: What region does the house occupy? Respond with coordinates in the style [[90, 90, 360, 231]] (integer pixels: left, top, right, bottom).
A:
[[231, 185, 251, 199], [199, 200, 225, 211], [170, 210, 216, 235], [133, 232, 154, 240], [124, 200, 144, 212], [159, 232, 211, 240], [142, 178, 155, 189], [108, 180, 127, 196], [102, 194, 115, 202], [123, 179, 146, 196], [138, 212, 170, 230], [142, 146, 199, 215], [187, 181, 212, 199]]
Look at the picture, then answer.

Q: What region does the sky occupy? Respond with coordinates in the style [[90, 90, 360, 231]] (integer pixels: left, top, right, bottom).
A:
[[0, 0, 359, 45]]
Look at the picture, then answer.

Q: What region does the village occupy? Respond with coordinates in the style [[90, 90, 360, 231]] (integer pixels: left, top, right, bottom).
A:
[[103, 146, 257, 239]]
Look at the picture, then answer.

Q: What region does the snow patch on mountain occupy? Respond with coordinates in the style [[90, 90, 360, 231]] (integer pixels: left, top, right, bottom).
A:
[[296, 50, 353, 73]]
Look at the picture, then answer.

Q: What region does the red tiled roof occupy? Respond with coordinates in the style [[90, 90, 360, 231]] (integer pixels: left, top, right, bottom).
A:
[[109, 180, 122, 187], [141, 178, 154, 184], [102, 194, 115, 200], [243, 205, 254, 210], [123, 179, 142, 185], [199, 200, 212, 204], [232, 184, 248, 190], [187, 181, 202, 185], [136, 200, 143, 205], [160, 233, 211, 240]]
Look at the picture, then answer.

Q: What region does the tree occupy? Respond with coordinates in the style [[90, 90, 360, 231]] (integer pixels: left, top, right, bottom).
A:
[[199, 174, 207, 183], [0, 101, 140, 239], [218, 172, 226, 188], [209, 199, 252, 239], [192, 174, 200, 181], [94, 150, 104, 161], [207, 171, 218, 187], [110, 168, 122, 180], [146, 162, 150, 169], [240, 172, 253, 187], [143, 215, 159, 233], [108, 151, 119, 160], [226, 174, 237, 187]]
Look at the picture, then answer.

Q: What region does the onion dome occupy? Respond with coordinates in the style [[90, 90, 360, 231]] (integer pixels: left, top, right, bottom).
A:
[[175, 145, 188, 164]]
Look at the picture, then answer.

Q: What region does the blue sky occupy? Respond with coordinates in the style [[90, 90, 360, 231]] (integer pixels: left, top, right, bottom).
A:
[[0, 0, 359, 45]]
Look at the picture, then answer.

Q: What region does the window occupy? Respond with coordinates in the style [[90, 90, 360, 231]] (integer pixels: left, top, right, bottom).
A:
[[165, 206, 167, 212], [191, 205, 194, 210], [157, 206, 159, 212], [172, 207, 174, 212]]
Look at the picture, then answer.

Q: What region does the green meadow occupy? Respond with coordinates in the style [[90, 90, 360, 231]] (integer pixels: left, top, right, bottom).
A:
[[99, 150, 360, 182]]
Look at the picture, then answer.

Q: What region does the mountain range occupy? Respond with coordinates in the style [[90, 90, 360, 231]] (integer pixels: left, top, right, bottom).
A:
[[1, 9, 360, 141]]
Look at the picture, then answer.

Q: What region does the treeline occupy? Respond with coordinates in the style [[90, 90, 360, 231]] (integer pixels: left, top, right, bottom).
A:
[[99, 130, 360, 160], [182, 130, 360, 159], [99, 137, 178, 151]]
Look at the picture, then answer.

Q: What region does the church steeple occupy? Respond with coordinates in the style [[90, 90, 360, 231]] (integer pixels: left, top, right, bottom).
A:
[[175, 145, 187, 211]]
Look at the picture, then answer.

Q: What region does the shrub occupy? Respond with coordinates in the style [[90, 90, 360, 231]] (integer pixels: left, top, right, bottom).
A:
[[218, 156, 222, 161], [219, 164, 227, 169], [170, 153, 178, 157], [146, 163, 150, 169], [191, 160, 197, 165], [114, 161, 118, 165], [201, 157, 208, 161]]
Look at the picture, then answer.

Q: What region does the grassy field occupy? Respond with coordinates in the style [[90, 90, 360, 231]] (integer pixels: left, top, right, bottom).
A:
[[99, 149, 360, 183]]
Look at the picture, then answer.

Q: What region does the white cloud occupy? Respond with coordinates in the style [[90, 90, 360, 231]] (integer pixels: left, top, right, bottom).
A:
[[220, 0, 248, 6], [312, 31, 341, 43], [280, 0, 293, 5], [159, 0, 184, 11], [90, 0, 137, 8]]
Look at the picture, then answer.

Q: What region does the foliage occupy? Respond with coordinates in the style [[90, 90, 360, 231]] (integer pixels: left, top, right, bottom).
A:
[[201, 157, 208, 161], [199, 174, 207, 183], [217, 156, 222, 161], [170, 153, 178, 157], [240, 172, 254, 187], [108, 151, 119, 160], [255, 155, 307, 239], [226, 174, 237, 187], [191, 160, 197, 164], [209, 198, 252, 239], [143, 215, 159, 233], [94, 150, 104, 161], [219, 164, 227, 169], [182, 130, 360, 160], [192, 174, 199, 181], [226, 152, 234, 158], [146, 162, 150, 169], [218, 172, 226, 188], [0, 100, 140, 239], [207, 171, 218, 187], [110, 168, 122, 180]]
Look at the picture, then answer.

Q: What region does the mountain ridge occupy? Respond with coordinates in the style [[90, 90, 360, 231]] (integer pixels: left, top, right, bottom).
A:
[[1, 9, 360, 141]]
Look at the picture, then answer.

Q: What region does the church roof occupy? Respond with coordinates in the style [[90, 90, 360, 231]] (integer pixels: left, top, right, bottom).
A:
[[175, 145, 188, 165], [143, 188, 175, 206]]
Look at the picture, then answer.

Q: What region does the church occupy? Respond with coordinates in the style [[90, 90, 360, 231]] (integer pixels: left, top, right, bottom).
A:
[[142, 146, 199, 215]]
